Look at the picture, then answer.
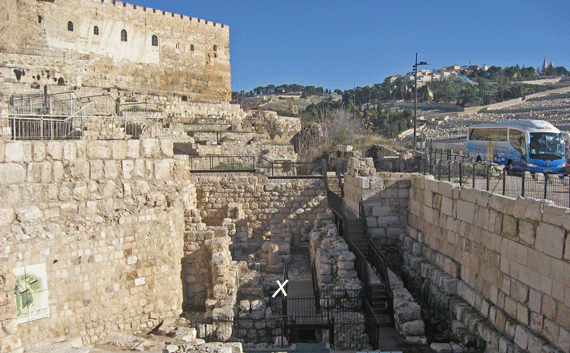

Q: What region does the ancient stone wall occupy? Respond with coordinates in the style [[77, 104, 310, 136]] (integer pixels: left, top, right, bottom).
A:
[[0, 0, 231, 102], [192, 174, 327, 246], [408, 174, 570, 352], [0, 138, 195, 351], [343, 157, 410, 246]]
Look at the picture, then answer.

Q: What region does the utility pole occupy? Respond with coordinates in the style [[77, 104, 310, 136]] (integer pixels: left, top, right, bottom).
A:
[[413, 53, 428, 149]]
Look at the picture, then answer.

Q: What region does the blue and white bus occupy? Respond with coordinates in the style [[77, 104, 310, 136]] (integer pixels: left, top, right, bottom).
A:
[[466, 120, 569, 173]]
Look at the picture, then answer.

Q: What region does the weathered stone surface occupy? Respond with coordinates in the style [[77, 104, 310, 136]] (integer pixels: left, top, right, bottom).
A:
[[5, 142, 24, 162], [0, 163, 25, 185]]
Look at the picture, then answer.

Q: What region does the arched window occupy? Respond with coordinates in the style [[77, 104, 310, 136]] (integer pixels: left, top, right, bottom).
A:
[[190, 44, 194, 51], [213, 45, 217, 52], [67, 21, 74, 31], [94, 26, 99, 35], [121, 29, 127, 42], [151, 35, 158, 46]]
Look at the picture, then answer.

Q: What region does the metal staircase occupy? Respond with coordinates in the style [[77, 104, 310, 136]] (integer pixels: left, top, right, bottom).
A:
[[323, 161, 394, 347]]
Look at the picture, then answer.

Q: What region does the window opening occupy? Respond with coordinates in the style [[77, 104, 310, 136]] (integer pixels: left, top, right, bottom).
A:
[[68, 21, 74, 31], [94, 26, 99, 35], [121, 29, 127, 42], [152, 35, 158, 46], [38, 16, 42, 24], [190, 44, 194, 51], [213, 45, 217, 52], [175, 42, 179, 49]]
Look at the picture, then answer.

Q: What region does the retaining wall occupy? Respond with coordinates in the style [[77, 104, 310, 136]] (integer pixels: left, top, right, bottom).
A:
[[0, 139, 194, 351], [407, 174, 570, 352]]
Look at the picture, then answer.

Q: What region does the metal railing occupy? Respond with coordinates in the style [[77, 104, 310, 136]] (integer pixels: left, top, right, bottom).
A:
[[186, 155, 324, 179], [417, 155, 570, 208], [359, 202, 393, 315], [4, 92, 155, 140], [188, 155, 258, 172]]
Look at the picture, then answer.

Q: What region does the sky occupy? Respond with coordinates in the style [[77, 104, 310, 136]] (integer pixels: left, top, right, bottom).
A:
[[134, 0, 570, 93]]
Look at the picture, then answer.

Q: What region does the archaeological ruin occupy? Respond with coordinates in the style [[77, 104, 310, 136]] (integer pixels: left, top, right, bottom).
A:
[[1, 1, 570, 353]]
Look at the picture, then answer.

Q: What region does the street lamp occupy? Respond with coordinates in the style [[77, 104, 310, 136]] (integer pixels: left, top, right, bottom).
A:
[[413, 53, 428, 149]]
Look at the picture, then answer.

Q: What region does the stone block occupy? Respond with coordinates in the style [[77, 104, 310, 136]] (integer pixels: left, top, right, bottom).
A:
[[104, 160, 119, 179], [366, 217, 377, 228], [5, 142, 24, 162], [122, 160, 134, 179], [46, 141, 63, 160], [513, 197, 542, 222], [62, 141, 77, 162], [372, 205, 391, 217], [457, 199, 474, 224], [369, 228, 385, 238], [112, 140, 128, 160], [70, 160, 90, 179], [430, 343, 452, 353], [536, 223, 564, 259], [160, 138, 174, 157], [90, 160, 104, 180], [32, 142, 46, 162], [87, 141, 111, 159], [0, 163, 25, 185], [26, 163, 41, 183], [127, 140, 140, 158], [141, 139, 161, 158], [519, 221, 535, 246], [0, 208, 14, 226], [15, 205, 43, 223], [557, 327, 570, 353], [53, 161, 64, 182], [400, 319, 425, 336], [513, 324, 529, 350]]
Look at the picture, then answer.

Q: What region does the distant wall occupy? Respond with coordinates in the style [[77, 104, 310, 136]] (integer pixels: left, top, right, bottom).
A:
[[0, 139, 194, 351], [0, 0, 231, 102]]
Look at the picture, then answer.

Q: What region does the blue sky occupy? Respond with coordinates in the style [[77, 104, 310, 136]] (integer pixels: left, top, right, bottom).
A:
[[134, 0, 570, 92]]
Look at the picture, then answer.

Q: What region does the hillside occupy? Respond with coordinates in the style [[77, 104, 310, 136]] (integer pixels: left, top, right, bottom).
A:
[[419, 87, 570, 141]]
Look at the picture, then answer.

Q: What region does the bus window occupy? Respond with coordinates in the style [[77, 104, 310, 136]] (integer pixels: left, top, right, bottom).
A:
[[470, 128, 507, 141], [488, 128, 508, 141], [509, 130, 526, 156], [469, 128, 487, 140], [529, 133, 565, 159]]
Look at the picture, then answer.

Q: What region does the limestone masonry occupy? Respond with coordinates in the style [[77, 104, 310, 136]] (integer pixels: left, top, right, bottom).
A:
[[0, 0, 231, 102]]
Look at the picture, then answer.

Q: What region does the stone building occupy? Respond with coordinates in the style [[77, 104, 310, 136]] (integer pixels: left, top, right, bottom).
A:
[[0, 0, 231, 102]]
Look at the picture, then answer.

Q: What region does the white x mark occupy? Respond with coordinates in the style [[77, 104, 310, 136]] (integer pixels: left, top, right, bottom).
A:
[[272, 279, 288, 297]]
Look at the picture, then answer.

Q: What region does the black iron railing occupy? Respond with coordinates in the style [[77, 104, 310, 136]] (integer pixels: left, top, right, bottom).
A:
[[416, 153, 570, 208]]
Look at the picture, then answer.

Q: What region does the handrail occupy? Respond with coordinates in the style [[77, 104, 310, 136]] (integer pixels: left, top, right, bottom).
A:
[[342, 229, 370, 297], [359, 202, 393, 314], [311, 263, 321, 313]]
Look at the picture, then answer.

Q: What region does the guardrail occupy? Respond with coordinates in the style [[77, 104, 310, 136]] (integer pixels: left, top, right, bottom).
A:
[[186, 155, 324, 179], [417, 156, 570, 208], [359, 202, 393, 317]]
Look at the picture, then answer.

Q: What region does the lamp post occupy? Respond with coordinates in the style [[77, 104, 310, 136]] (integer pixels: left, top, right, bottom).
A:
[[413, 53, 428, 149]]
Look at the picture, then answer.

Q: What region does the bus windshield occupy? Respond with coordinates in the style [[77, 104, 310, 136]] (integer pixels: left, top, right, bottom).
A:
[[529, 133, 565, 160]]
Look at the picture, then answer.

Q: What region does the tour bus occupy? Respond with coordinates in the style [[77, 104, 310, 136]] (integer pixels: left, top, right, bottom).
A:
[[466, 120, 569, 173]]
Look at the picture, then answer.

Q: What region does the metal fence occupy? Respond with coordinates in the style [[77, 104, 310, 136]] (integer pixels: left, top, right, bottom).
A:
[[3, 92, 156, 140], [186, 155, 324, 179], [417, 153, 570, 208]]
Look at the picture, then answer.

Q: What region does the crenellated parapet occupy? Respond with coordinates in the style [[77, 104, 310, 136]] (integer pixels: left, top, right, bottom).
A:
[[0, 0, 231, 103]]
